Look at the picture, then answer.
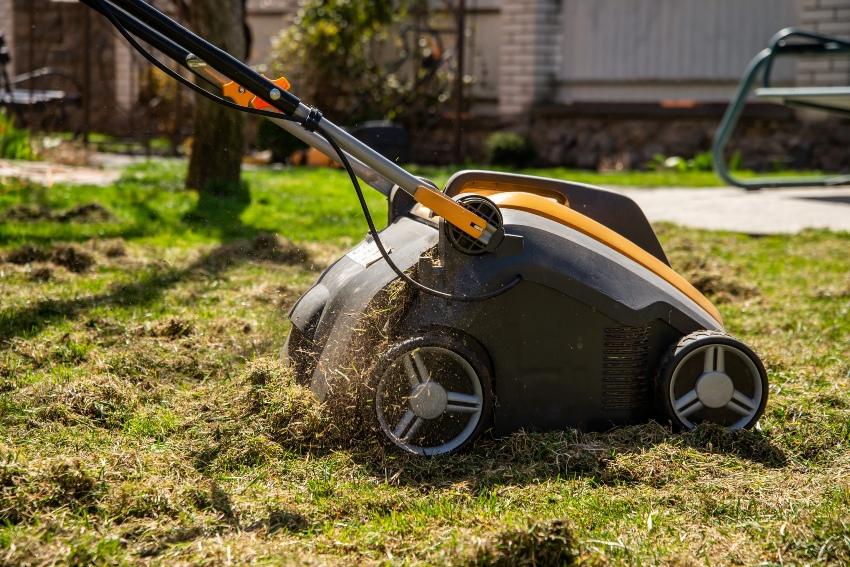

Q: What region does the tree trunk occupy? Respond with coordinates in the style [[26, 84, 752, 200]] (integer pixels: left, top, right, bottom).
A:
[[186, 0, 248, 195]]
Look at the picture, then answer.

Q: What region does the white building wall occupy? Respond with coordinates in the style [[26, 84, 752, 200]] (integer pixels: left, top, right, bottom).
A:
[[466, 1, 501, 103], [556, 0, 798, 103]]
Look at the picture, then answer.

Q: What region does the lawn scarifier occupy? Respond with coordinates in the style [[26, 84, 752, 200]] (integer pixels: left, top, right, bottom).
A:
[[77, 0, 773, 457]]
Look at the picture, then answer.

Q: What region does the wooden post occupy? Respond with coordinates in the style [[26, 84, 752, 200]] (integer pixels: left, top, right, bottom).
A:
[[82, 7, 91, 146], [453, 0, 465, 165], [27, 0, 35, 125]]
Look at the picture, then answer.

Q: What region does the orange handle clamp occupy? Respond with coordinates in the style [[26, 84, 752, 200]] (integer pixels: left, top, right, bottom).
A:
[[222, 76, 291, 111]]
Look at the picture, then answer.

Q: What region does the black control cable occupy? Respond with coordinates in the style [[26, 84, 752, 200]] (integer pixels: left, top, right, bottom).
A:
[[92, 0, 301, 124], [318, 129, 522, 302], [95, 0, 522, 302]]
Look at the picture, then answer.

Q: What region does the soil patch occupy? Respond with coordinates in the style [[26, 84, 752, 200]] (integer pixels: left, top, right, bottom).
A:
[[470, 519, 577, 566], [6, 244, 51, 265], [50, 245, 96, 273], [1, 204, 53, 222], [663, 238, 759, 303], [28, 266, 53, 282], [150, 318, 195, 339], [5, 243, 95, 273], [2, 202, 113, 223], [55, 203, 113, 223]]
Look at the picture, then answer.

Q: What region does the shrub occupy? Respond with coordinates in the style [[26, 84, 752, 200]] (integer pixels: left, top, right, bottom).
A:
[[485, 132, 536, 167], [0, 109, 35, 160], [269, 0, 451, 127], [647, 150, 742, 173]]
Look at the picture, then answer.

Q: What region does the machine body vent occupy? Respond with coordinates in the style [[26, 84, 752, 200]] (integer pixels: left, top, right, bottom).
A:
[[602, 325, 652, 410]]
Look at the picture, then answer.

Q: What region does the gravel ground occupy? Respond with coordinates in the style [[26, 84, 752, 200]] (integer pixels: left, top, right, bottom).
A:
[[617, 186, 850, 234]]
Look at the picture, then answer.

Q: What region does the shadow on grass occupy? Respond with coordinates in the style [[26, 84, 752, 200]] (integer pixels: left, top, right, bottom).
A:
[[339, 421, 789, 491], [0, 221, 308, 343], [0, 171, 259, 246], [0, 176, 296, 342], [182, 182, 258, 242], [218, 377, 789, 490]]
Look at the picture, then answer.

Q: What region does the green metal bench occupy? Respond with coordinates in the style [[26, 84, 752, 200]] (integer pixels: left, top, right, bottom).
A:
[[712, 28, 850, 189], [754, 86, 850, 113]]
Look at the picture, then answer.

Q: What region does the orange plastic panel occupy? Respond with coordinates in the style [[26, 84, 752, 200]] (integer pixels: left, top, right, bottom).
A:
[[222, 76, 291, 111]]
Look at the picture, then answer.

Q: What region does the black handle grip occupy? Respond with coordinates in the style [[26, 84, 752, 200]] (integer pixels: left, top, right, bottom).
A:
[[93, 0, 302, 114]]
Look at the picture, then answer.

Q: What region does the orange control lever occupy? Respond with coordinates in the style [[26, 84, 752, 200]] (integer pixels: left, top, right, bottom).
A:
[[222, 76, 291, 111], [252, 77, 291, 110]]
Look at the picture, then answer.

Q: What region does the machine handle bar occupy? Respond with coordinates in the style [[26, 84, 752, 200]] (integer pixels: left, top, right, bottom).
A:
[[81, 0, 495, 243]]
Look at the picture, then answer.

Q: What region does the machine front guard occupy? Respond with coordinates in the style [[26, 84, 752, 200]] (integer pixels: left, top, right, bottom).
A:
[[712, 28, 850, 190]]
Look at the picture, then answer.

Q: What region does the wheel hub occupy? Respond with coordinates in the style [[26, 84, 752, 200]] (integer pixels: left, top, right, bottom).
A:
[[408, 381, 448, 419], [696, 371, 735, 408]]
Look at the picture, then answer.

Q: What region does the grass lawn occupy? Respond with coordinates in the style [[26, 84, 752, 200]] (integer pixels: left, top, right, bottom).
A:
[[0, 161, 848, 565]]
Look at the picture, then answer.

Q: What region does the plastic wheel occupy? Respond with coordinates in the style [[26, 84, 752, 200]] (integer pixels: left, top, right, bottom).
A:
[[368, 332, 493, 456], [657, 330, 768, 430]]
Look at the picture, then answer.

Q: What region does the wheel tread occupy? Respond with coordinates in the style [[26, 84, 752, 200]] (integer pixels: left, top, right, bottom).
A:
[[366, 331, 493, 457], [655, 329, 768, 430]]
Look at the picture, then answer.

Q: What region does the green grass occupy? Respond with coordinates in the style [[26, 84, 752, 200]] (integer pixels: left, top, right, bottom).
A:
[[0, 161, 388, 248], [0, 110, 35, 161], [0, 161, 848, 565]]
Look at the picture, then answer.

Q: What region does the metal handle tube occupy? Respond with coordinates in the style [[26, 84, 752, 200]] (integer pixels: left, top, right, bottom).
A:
[[106, 0, 301, 114], [313, 118, 437, 194], [86, 0, 492, 240], [311, 113, 494, 243], [85, 0, 394, 195], [267, 117, 394, 195], [712, 30, 850, 190]]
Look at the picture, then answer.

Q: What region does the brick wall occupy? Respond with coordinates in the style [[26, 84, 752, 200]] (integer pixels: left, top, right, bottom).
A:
[[797, 0, 850, 85], [498, 0, 559, 116]]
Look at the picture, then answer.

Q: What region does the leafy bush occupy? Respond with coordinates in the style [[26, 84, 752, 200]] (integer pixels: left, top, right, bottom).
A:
[[269, 0, 451, 126], [485, 132, 536, 167], [0, 110, 35, 160]]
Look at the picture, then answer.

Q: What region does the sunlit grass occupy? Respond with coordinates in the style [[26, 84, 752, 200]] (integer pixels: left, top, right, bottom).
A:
[[0, 161, 847, 565]]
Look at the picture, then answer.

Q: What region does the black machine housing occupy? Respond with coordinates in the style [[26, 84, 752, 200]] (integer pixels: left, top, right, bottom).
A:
[[79, 0, 766, 455], [287, 171, 722, 434]]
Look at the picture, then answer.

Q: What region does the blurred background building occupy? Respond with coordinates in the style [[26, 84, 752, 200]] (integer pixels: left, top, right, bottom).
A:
[[1, 0, 848, 168]]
